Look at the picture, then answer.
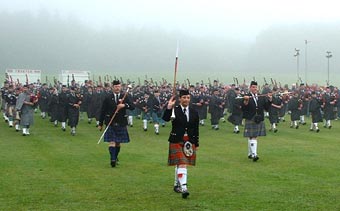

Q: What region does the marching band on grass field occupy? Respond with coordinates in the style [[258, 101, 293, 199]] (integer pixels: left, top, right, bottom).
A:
[[1, 76, 339, 199]]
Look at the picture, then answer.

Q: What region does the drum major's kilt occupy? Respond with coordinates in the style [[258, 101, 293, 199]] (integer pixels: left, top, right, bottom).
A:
[[243, 119, 266, 137], [104, 125, 130, 143], [168, 142, 196, 166]]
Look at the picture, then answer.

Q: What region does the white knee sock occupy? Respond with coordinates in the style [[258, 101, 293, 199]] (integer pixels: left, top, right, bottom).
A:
[[174, 166, 178, 186], [248, 139, 251, 156], [300, 115, 305, 122], [143, 119, 147, 129], [250, 139, 258, 156], [62, 122, 66, 128], [128, 116, 133, 125], [154, 124, 159, 133], [177, 168, 188, 191]]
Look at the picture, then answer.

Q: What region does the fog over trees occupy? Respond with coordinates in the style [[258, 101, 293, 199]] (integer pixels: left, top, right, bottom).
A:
[[1, 10, 339, 85]]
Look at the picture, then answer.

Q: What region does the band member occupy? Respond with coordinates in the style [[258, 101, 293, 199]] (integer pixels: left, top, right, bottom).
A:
[[16, 85, 38, 136], [67, 87, 82, 135], [150, 90, 163, 135], [5, 85, 16, 127], [309, 91, 322, 132], [322, 86, 336, 129], [1, 82, 10, 122], [241, 81, 272, 162], [288, 92, 302, 129], [58, 85, 69, 131], [209, 89, 224, 130], [227, 87, 243, 133], [162, 89, 200, 199], [268, 88, 283, 132], [196, 86, 209, 126], [299, 84, 308, 125], [98, 80, 135, 167], [38, 83, 49, 119]]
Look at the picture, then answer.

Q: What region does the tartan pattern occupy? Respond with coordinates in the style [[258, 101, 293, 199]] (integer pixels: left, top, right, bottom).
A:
[[104, 125, 130, 143], [243, 119, 266, 137], [168, 142, 196, 166]]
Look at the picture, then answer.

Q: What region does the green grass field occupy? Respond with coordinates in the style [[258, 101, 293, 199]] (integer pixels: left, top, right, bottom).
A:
[[1, 112, 340, 211]]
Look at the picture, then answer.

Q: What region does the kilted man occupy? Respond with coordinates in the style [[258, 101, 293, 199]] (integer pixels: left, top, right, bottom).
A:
[[241, 81, 272, 162], [309, 91, 322, 132], [98, 80, 135, 167], [288, 92, 302, 129], [209, 89, 224, 130], [227, 87, 243, 133], [16, 85, 38, 136], [5, 85, 16, 127], [162, 89, 200, 199], [58, 85, 69, 131], [322, 87, 337, 129], [67, 87, 82, 136], [268, 88, 283, 133]]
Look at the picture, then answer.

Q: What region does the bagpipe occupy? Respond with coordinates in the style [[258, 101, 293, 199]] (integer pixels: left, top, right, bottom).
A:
[[30, 93, 39, 105]]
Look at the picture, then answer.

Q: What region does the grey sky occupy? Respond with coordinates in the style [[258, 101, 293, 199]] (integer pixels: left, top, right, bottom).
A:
[[1, 0, 340, 85], [2, 0, 340, 41]]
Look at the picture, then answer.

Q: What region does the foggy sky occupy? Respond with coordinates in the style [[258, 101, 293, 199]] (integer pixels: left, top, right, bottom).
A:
[[1, 0, 340, 85]]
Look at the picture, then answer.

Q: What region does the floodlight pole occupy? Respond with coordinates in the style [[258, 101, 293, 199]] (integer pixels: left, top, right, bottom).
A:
[[326, 51, 332, 86], [304, 40, 310, 84], [294, 48, 300, 81]]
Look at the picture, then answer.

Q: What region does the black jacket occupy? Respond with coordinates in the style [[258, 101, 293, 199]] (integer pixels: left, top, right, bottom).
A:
[[241, 94, 271, 121], [162, 106, 199, 147], [99, 92, 135, 127]]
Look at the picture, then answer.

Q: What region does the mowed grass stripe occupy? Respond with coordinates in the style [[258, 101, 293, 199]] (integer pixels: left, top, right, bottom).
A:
[[1, 113, 340, 210]]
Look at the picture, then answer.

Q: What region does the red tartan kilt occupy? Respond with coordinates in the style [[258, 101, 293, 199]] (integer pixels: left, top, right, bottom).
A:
[[168, 142, 196, 166]]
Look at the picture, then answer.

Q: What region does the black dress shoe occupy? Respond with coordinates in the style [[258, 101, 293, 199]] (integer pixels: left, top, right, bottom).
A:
[[316, 129, 320, 133], [273, 129, 278, 133], [110, 160, 116, 167], [173, 185, 181, 193], [248, 155, 253, 159], [328, 125, 332, 129], [182, 191, 190, 199], [253, 156, 259, 162]]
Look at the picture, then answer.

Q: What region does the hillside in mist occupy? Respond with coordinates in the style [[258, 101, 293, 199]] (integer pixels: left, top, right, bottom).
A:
[[0, 10, 339, 85]]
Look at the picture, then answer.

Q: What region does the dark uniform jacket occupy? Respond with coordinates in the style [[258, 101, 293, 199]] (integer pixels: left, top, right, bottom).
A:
[[99, 92, 135, 127], [162, 106, 199, 147], [309, 97, 323, 123], [241, 94, 271, 121]]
